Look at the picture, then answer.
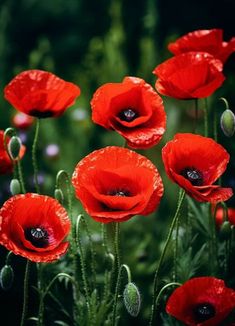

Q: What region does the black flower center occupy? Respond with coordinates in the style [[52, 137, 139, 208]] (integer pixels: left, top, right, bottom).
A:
[[107, 189, 130, 197], [180, 167, 203, 186], [25, 227, 49, 248], [30, 109, 54, 118], [193, 302, 216, 323], [119, 108, 138, 122]]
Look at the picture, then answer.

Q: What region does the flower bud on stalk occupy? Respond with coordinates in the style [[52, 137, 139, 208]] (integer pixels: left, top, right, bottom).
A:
[[0, 265, 14, 291], [220, 109, 235, 137], [10, 178, 21, 195], [54, 188, 64, 204], [219, 221, 232, 240], [123, 282, 141, 317], [8, 136, 22, 160]]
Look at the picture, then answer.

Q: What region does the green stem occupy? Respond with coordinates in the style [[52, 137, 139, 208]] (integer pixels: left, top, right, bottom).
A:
[[155, 282, 181, 315], [114, 223, 121, 272], [56, 170, 73, 217], [75, 215, 91, 310], [194, 99, 199, 133], [17, 160, 26, 193], [102, 223, 109, 255], [20, 260, 31, 326], [103, 253, 115, 302], [111, 264, 132, 326], [173, 213, 180, 282], [204, 98, 209, 137], [149, 190, 186, 326], [213, 110, 218, 142], [38, 273, 77, 326], [211, 204, 219, 273], [5, 251, 13, 265], [32, 119, 40, 193]]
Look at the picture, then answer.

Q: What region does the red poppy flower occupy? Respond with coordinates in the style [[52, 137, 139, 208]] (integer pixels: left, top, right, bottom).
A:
[[0, 130, 25, 175], [72, 146, 163, 223], [4, 70, 81, 118], [0, 194, 71, 262], [166, 277, 235, 326], [91, 77, 166, 149], [12, 112, 35, 130], [153, 52, 225, 99], [168, 29, 235, 63], [214, 206, 235, 227], [162, 133, 233, 203]]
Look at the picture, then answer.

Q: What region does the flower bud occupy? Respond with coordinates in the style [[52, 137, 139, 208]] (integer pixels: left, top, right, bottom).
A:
[[123, 282, 141, 317], [54, 188, 64, 204], [219, 221, 232, 240], [220, 109, 235, 137], [0, 265, 14, 291], [10, 178, 21, 195], [8, 136, 22, 159]]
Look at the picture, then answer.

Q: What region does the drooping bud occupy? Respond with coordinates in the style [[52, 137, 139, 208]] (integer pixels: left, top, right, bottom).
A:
[[123, 282, 141, 317], [219, 221, 232, 240], [54, 188, 64, 204], [10, 178, 21, 195], [8, 136, 22, 160], [0, 265, 14, 291], [220, 109, 235, 137]]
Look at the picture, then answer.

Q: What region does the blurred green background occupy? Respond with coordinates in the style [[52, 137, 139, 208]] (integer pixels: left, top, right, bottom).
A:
[[0, 0, 235, 325]]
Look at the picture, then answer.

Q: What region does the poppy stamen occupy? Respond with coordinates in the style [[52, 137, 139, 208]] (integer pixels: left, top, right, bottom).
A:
[[25, 227, 49, 248], [119, 109, 138, 122], [193, 302, 216, 322], [180, 167, 203, 186], [108, 189, 130, 197]]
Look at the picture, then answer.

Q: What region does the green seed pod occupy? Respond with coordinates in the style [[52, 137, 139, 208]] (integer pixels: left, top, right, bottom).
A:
[[123, 282, 141, 317], [10, 178, 21, 195], [0, 265, 14, 291], [220, 109, 235, 137], [8, 136, 22, 159], [220, 221, 232, 240], [54, 188, 64, 204]]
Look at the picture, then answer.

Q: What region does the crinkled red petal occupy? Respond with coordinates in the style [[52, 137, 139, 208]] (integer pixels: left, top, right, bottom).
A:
[[162, 133, 232, 202], [91, 77, 166, 148], [153, 52, 224, 99], [4, 70, 80, 117], [0, 193, 71, 262], [72, 146, 163, 223], [168, 29, 223, 56], [166, 277, 235, 326]]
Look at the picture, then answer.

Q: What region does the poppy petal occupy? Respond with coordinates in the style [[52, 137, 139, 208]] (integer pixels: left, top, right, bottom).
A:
[[72, 146, 163, 223], [91, 77, 166, 149]]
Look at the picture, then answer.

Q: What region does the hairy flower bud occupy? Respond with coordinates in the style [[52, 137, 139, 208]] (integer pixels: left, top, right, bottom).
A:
[[123, 282, 141, 317], [220, 109, 235, 137], [0, 265, 14, 291], [220, 221, 232, 240], [8, 136, 22, 160], [10, 178, 21, 195]]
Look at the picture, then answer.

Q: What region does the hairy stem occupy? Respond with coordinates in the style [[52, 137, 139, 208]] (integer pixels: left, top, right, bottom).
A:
[[149, 190, 186, 326]]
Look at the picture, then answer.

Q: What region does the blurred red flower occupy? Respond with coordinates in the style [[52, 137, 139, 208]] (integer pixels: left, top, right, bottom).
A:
[[91, 77, 166, 149], [214, 206, 235, 227], [0, 194, 71, 262], [153, 52, 225, 99], [166, 277, 235, 326], [168, 29, 235, 63], [0, 130, 25, 175], [162, 133, 233, 203], [4, 70, 81, 118], [12, 112, 35, 130], [72, 146, 163, 223]]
